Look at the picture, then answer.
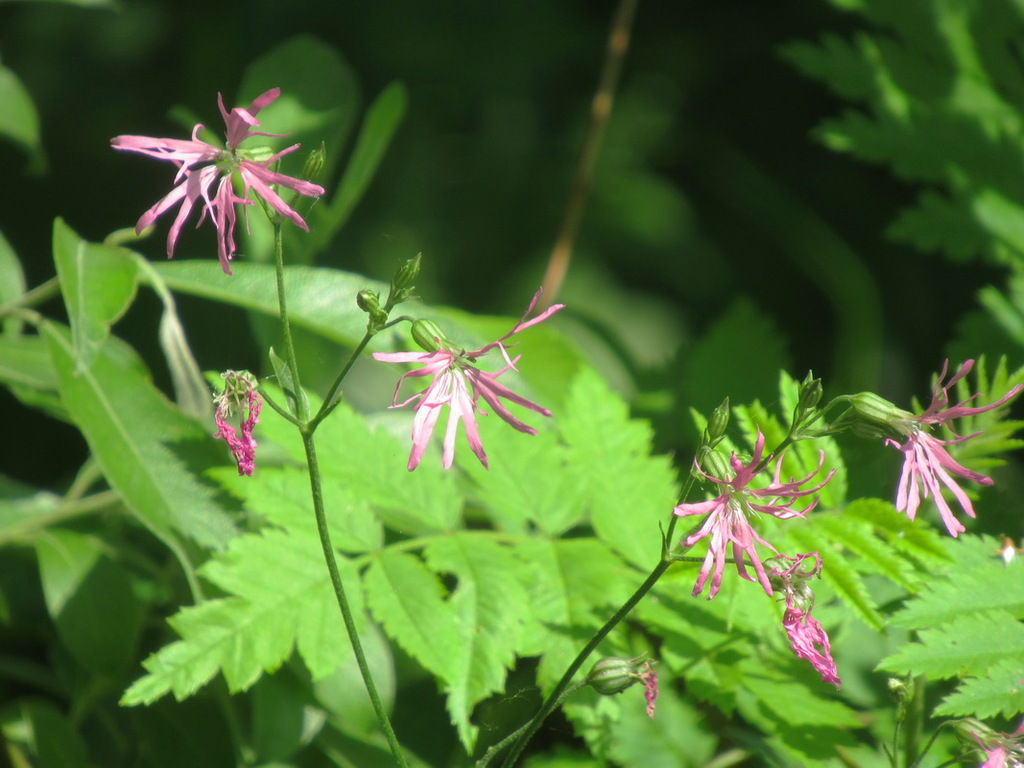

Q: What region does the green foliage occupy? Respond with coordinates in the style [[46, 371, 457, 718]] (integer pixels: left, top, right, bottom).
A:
[[0, 64, 44, 172], [880, 536, 1024, 719]]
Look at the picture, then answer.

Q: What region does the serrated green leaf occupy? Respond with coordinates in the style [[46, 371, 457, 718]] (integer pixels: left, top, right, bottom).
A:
[[880, 611, 1024, 679], [362, 547, 460, 686], [212, 464, 383, 554], [463, 419, 587, 535], [515, 538, 634, 691], [52, 219, 139, 374], [558, 368, 678, 568], [787, 520, 885, 631], [43, 321, 237, 549], [842, 497, 949, 565], [421, 533, 531, 750], [122, 527, 358, 704], [890, 545, 1024, 629], [935, 658, 1024, 719]]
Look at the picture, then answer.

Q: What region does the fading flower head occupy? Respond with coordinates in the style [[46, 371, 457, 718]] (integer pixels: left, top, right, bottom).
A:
[[768, 553, 841, 689], [881, 360, 1022, 537], [674, 432, 834, 599], [373, 289, 564, 471], [214, 370, 262, 476], [112, 88, 325, 275]]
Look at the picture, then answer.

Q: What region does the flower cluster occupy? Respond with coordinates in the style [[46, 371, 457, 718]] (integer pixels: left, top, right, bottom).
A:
[[965, 718, 1024, 768], [112, 88, 325, 275], [373, 289, 564, 470], [213, 370, 262, 476], [674, 431, 834, 599], [768, 553, 841, 688]]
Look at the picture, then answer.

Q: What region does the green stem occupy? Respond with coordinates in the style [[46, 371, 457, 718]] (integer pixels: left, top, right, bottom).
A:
[[270, 222, 407, 768], [300, 428, 408, 767], [272, 224, 307, 422], [309, 330, 375, 432], [499, 553, 674, 768]]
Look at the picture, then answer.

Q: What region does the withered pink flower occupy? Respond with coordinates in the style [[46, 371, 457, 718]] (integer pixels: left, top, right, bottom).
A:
[[112, 88, 324, 275], [674, 432, 834, 599], [373, 290, 564, 471], [214, 371, 262, 476], [886, 360, 1022, 537], [769, 553, 840, 689]]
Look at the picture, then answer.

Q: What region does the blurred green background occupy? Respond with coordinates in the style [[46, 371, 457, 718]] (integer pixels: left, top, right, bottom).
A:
[[0, 0, 1011, 487]]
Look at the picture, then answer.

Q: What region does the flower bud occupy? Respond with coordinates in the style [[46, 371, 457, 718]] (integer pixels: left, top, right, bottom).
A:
[[843, 392, 914, 440], [301, 142, 327, 184], [410, 319, 448, 353], [706, 398, 730, 445], [389, 253, 422, 306], [357, 289, 381, 314], [887, 676, 914, 722], [699, 448, 732, 480], [798, 373, 823, 413], [587, 656, 642, 695]]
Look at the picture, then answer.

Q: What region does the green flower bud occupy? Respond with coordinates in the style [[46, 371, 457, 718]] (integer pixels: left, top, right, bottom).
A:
[[357, 289, 381, 314], [699, 448, 732, 480], [706, 398, 730, 444], [301, 142, 327, 184], [410, 319, 448, 353], [587, 656, 644, 696], [845, 392, 914, 440], [390, 253, 422, 305], [798, 373, 823, 413]]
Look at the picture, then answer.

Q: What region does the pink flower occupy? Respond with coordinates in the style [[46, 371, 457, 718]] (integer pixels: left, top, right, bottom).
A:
[[769, 553, 841, 689], [640, 664, 658, 719], [373, 290, 564, 471], [674, 432, 834, 599], [214, 371, 262, 476], [112, 88, 325, 275], [972, 718, 1024, 768], [886, 360, 1023, 537]]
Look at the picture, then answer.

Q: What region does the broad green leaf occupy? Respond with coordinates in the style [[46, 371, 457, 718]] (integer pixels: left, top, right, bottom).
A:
[[149, 262, 382, 347], [52, 218, 139, 374], [8, 700, 90, 768], [0, 228, 25, 336], [842, 497, 949, 565], [122, 527, 359, 704], [43, 321, 237, 549], [558, 367, 678, 568], [311, 81, 408, 249], [0, 491, 60, 547], [0, 335, 58, 391], [879, 611, 1024, 679], [0, 65, 44, 171], [35, 528, 143, 674]]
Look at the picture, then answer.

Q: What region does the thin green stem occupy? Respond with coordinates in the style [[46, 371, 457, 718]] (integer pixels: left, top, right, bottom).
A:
[[270, 221, 407, 768], [476, 681, 587, 768], [499, 554, 673, 768], [301, 429, 408, 767], [272, 224, 307, 422], [309, 330, 375, 432]]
